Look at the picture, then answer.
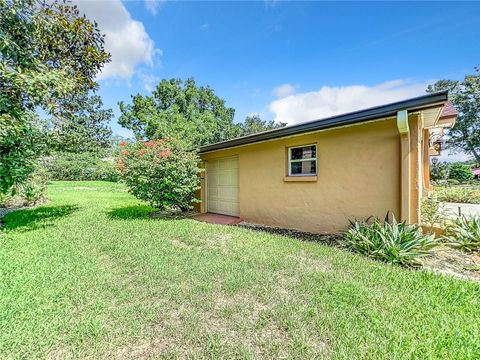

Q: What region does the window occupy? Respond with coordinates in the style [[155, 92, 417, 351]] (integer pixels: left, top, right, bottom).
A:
[[288, 144, 317, 176]]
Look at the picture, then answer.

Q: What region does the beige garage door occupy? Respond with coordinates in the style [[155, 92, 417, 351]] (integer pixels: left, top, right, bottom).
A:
[[207, 156, 239, 216]]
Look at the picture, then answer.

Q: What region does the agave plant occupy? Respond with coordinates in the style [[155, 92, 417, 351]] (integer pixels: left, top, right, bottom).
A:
[[444, 215, 480, 252], [344, 215, 437, 266]]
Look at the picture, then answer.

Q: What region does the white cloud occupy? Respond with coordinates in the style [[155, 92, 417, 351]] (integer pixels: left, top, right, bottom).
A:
[[138, 71, 161, 92], [269, 80, 429, 125], [144, 0, 163, 16], [114, 127, 134, 139], [272, 83, 297, 98], [264, 0, 279, 8], [200, 23, 210, 31], [74, 0, 161, 80]]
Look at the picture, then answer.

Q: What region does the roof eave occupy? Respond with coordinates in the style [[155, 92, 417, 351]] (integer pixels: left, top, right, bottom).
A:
[[199, 91, 448, 154]]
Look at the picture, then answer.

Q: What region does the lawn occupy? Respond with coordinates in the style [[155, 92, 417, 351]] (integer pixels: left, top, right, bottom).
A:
[[1, 181, 479, 359]]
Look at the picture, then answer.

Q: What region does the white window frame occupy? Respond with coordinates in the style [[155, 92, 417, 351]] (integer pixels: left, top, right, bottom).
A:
[[288, 144, 317, 176]]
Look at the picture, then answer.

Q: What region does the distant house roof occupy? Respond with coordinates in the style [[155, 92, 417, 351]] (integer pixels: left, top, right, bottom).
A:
[[440, 101, 458, 118], [200, 91, 449, 154]]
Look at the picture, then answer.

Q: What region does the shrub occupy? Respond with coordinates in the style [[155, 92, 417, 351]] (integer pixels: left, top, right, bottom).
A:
[[39, 152, 120, 182], [118, 139, 201, 211], [18, 175, 47, 205], [0, 173, 47, 207], [434, 187, 480, 204], [421, 195, 448, 231], [344, 215, 437, 266], [448, 163, 473, 183], [444, 215, 480, 252], [0, 191, 12, 208], [430, 159, 449, 181]]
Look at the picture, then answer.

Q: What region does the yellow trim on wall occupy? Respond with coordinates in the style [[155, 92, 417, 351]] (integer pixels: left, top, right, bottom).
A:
[[283, 176, 318, 182]]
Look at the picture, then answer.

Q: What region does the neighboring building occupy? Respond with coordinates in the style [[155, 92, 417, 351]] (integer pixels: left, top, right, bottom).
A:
[[473, 168, 480, 179], [196, 92, 457, 234]]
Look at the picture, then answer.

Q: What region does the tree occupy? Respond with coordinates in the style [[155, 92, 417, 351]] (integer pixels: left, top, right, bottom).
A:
[[426, 67, 480, 163], [0, 0, 110, 193], [49, 93, 113, 154], [239, 115, 286, 136], [118, 78, 238, 148]]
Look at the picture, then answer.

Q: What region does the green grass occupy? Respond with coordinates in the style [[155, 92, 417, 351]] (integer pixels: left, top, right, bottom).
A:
[[1, 181, 479, 359]]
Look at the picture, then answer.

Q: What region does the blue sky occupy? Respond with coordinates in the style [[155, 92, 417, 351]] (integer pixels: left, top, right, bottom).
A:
[[78, 0, 479, 154]]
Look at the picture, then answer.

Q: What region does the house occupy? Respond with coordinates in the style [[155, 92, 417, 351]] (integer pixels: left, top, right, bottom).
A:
[[195, 91, 457, 234]]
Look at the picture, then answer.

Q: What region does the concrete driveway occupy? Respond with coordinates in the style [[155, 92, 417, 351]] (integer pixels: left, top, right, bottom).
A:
[[444, 202, 480, 218]]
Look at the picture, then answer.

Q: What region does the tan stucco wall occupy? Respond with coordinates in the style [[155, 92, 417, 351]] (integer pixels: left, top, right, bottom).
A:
[[200, 119, 401, 234]]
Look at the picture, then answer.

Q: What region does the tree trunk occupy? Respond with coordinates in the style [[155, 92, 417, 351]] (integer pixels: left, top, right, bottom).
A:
[[470, 147, 480, 165]]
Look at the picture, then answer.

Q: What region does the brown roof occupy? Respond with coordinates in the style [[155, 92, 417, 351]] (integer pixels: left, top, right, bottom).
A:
[[440, 101, 458, 118]]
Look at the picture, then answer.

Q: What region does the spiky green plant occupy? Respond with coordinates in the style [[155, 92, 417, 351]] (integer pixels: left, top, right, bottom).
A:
[[344, 215, 437, 266], [444, 215, 480, 252]]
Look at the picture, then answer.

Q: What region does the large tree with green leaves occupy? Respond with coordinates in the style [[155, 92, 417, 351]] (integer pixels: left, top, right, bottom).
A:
[[119, 78, 288, 147], [119, 78, 239, 148], [426, 67, 480, 163], [49, 93, 113, 154], [239, 115, 286, 137], [0, 0, 110, 192]]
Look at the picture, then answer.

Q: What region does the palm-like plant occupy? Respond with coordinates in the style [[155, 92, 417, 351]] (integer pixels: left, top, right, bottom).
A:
[[344, 215, 437, 266], [444, 215, 480, 252]]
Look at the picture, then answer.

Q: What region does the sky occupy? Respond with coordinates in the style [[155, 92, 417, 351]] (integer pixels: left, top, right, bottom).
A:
[[75, 0, 480, 160]]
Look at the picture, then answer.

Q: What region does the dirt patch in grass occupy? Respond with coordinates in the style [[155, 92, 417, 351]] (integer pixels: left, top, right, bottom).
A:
[[205, 233, 233, 253], [193, 267, 330, 358], [169, 233, 233, 254], [202, 291, 292, 358], [110, 313, 182, 359], [421, 247, 480, 281], [288, 250, 333, 273], [170, 236, 194, 249]]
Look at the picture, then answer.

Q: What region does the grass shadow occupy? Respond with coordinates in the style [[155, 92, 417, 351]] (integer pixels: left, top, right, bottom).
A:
[[2, 205, 79, 232], [106, 205, 157, 220], [107, 205, 195, 221]]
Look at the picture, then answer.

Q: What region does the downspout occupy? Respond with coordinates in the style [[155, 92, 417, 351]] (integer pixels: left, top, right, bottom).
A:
[[397, 110, 410, 223]]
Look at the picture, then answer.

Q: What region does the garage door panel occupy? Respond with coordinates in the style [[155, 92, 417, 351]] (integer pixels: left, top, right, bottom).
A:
[[207, 156, 239, 216], [207, 176, 218, 188], [207, 187, 218, 197], [218, 158, 238, 170], [220, 187, 237, 198], [212, 200, 239, 215]]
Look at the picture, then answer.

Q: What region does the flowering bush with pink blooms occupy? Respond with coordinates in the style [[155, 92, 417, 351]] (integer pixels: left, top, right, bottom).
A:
[[118, 139, 201, 211]]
